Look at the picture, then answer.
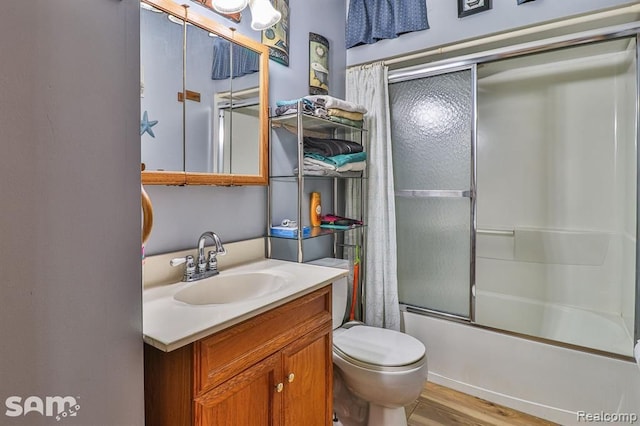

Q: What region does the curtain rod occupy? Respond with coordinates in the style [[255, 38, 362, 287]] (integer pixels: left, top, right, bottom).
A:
[[348, 3, 640, 69]]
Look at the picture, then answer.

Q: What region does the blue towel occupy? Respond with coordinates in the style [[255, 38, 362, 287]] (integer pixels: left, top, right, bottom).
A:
[[276, 98, 315, 108], [305, 152, 367, 168]]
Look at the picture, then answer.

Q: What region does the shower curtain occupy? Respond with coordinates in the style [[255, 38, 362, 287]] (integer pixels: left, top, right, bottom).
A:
[[346, 62, 400, 330]]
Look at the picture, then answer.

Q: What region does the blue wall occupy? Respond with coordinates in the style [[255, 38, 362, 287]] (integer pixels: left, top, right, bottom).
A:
[[346, 0, 639, 66], [145, 0, 347, 255]]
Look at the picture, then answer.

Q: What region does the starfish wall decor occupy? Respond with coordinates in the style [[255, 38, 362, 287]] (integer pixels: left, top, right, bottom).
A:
[[140, 110, 158, 138]]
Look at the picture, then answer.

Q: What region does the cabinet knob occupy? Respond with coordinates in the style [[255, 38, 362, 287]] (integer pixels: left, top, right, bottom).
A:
[[275, 383, 284, 393], [287, 373, 295, 383]]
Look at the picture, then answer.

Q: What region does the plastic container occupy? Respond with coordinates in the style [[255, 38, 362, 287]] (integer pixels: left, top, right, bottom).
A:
[[310, 192, 322, 226]]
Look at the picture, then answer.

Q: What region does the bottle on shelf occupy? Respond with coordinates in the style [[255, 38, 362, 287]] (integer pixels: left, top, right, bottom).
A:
[[310, 192, 322, 227]]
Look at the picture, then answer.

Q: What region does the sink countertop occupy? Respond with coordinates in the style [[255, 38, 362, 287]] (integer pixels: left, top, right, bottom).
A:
[[143, 258, 347, 352]]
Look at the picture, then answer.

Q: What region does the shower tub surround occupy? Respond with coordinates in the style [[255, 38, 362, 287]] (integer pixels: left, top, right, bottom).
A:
[[475, 37, 637, 357], [391, 30, 640, 425]]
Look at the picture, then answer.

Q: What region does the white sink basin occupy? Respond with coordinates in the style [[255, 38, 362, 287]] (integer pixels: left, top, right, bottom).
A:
[[173, 271, 286, 305], [144, 258, 350, 351]]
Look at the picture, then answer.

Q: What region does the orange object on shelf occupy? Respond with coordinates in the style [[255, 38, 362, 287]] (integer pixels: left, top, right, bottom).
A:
[[349, 246, 360, 321], [310, 192, 322, 226]]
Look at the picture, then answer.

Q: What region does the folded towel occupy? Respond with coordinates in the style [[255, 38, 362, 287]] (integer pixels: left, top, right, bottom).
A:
[[303, 136, 363, 156], [328, 115, 363, 128], [320, 224, 352, 230], [304, 95, 367, 114], [294, 158, 366, 177], [305, 152, 367, 168], [321, 214, 363, 226], [337, 160, 366, 172], [301, 158, 335, 171], [293, 166, 363, 177], [274, 101, 328, 118], [303, 157, 366, 172], [274, 105, 298, 116], [274, 97, 332, 118], [327, 108, 364, 121], [275, 100, 313, 116], [313, 107, 329, 119], [276, 98, 315, 108]]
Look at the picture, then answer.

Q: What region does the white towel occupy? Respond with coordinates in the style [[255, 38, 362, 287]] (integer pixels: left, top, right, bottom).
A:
[[304, 157, 366, 172], [304, 95, 367, 114], [293, 159, 366, 177]]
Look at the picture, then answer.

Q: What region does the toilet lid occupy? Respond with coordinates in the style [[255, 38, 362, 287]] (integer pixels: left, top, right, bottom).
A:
[[333, 325, 425, 367]]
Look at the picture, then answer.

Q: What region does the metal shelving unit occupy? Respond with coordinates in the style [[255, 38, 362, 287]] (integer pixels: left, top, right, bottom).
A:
[[267, 104, 367, 263]]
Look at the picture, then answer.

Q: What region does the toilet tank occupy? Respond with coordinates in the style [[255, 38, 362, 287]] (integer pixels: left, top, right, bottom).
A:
[[307, 258, 350, 329]]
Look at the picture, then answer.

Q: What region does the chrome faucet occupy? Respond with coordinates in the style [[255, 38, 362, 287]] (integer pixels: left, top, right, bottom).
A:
[[197, 231, 226, 275], [170, 231, 226, 282]]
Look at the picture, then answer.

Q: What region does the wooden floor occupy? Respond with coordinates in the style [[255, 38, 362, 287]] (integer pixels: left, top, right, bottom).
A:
[[405, 382, 558, 426]]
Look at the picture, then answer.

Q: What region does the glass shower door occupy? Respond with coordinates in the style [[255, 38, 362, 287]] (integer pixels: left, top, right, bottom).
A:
[[390, 68, 475, 319]]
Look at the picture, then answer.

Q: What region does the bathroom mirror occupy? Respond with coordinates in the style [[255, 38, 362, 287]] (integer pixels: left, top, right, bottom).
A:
[[140, 3, 184, 176], [140, 0, 269, 186], [217, 92, 261, 174]]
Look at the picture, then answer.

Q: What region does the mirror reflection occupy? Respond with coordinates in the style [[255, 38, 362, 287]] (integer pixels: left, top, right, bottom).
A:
[[140, 0, 269, 185], [184, 25, 261, 174], [184, 21, 228, 174], [217, 92, 260, 174], [140, 4, 184, 172]]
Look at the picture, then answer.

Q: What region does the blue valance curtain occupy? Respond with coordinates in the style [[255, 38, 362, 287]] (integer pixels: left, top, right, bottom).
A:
[[346, 0, 429, 49], [211, 37, 260, 80]]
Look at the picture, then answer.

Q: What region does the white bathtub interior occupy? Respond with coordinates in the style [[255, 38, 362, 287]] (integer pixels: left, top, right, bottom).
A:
[[402, 311, 640, 424], [475, 37, 638, 356]]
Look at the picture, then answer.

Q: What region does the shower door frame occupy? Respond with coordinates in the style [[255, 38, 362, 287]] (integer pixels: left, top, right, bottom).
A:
[[390, 22, 640, 360], [391, 64, 478, 322]]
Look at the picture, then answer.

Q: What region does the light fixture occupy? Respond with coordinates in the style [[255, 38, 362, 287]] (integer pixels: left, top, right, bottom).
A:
[[211, 0, 281, 31], [211, 0, 248, 14], [248, 0, 281, 30]]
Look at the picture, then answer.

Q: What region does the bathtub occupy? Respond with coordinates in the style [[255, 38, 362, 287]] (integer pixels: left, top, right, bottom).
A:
[[475, 290, 633, 357], [402, 310, 640, 425]]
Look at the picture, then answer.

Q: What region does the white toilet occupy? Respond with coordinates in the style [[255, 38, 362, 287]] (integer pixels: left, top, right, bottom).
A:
[[310, 259, 428, 426]]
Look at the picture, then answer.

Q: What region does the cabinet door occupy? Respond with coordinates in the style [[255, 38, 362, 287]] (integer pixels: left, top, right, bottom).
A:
[[282, 324, 333, 426], [194, 353, 283, 426]]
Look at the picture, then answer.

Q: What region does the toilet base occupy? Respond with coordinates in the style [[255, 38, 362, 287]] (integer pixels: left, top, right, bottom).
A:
[[367, 404, 407, 426]]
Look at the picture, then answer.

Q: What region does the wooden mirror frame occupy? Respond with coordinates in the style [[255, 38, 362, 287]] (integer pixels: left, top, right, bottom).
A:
[[141, 0, 269, 186]]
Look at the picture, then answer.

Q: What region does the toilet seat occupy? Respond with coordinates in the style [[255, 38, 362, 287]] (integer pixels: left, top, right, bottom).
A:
[[333, 325, 425, 372]]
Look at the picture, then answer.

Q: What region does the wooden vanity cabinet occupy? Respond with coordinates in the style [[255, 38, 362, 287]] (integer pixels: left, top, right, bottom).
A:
[[145, 286, 333, 426]]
